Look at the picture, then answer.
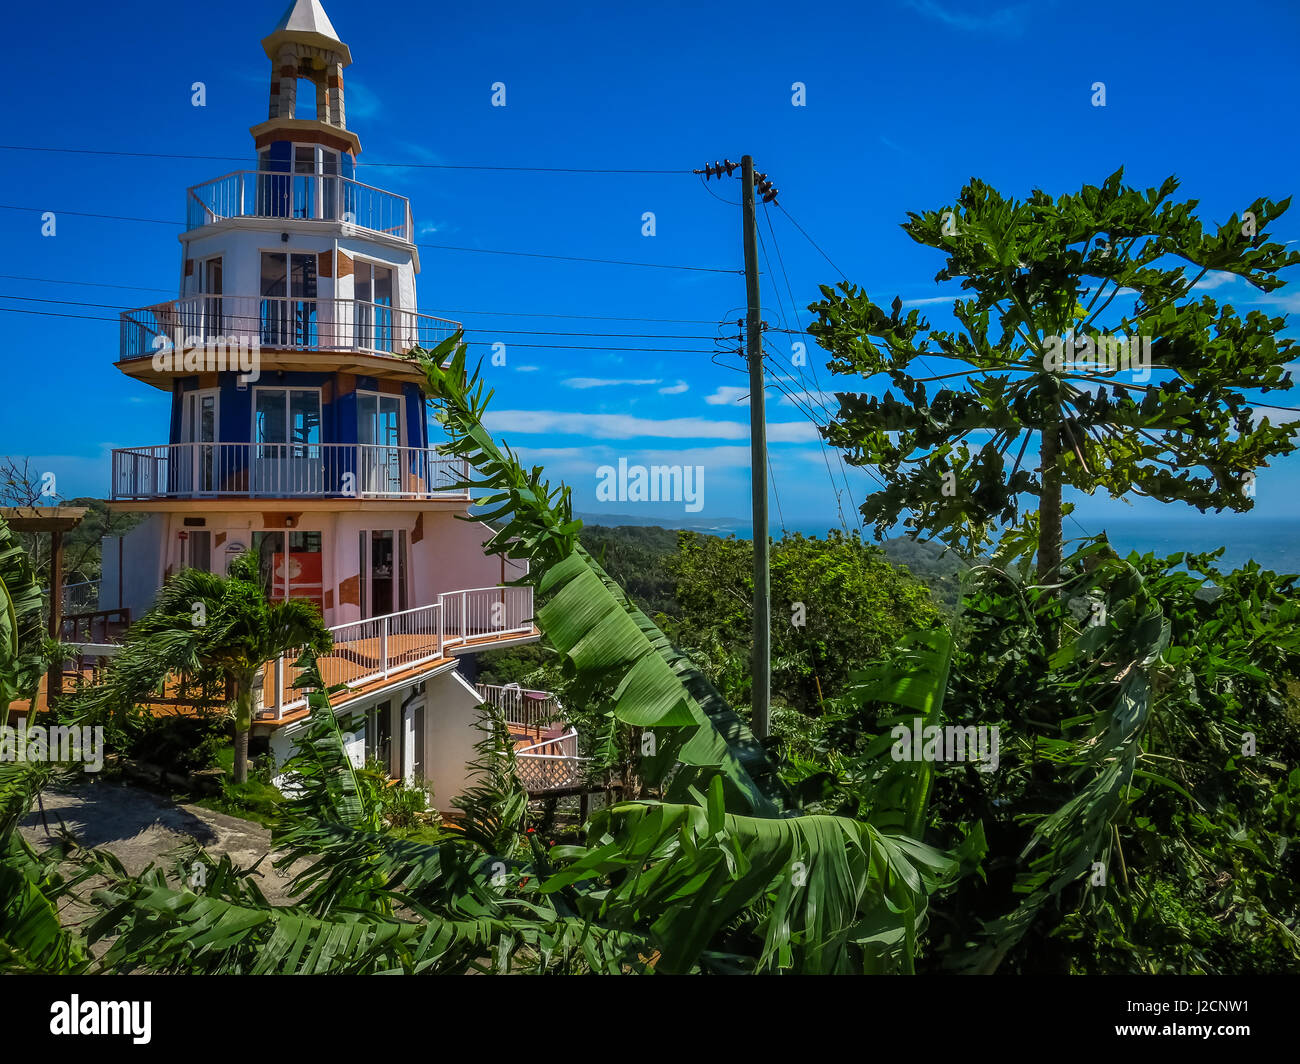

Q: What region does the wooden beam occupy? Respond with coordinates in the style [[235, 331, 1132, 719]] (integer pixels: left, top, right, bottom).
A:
[[46, 527, 64, 707], [0, 506, 89, 533]]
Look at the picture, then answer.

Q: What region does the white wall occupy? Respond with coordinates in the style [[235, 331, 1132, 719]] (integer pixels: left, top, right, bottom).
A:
[[422, 668, 488, 813], [99, 515, 166, 618]]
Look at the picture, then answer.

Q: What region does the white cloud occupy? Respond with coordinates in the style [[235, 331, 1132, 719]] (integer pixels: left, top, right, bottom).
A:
[[562, 377, 662, 389], [514, 365, 541, 372], [659, 380, 689, 395], [705, 386, 751, 406], [484, 409, 818, 442], [1193, 270, 1238, 291], [902, 295, 958, 306], [904, 0, 1031, 34], [1248, 291, 1300, 313]]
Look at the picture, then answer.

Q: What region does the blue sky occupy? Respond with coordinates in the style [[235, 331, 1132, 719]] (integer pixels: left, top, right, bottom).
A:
[[2, 0, 1299, 546]]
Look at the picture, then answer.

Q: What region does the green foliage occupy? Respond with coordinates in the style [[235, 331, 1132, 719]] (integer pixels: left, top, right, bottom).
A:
[[579, 524, 680, 616], [125, 712, 232, 775], [451, 714, 529, 855], [414, 336, 787, 816], [0, 514, 49, 711], [665, 529, 942, 715], [75, 549, 332, 782], [809, 170, 1300, 565], [900, 538, 1300, 973]]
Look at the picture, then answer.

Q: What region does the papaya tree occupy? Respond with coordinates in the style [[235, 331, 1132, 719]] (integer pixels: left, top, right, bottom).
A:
[[808, 169, 1300, 590]]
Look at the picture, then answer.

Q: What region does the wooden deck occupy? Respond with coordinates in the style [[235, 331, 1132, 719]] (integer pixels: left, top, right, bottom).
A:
[[7, 624, 541, 728]]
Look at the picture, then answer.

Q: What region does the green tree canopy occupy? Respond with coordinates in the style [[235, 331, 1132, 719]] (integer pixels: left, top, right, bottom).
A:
[[665, 529, 941, 715], [808, 170, 1300, 584]]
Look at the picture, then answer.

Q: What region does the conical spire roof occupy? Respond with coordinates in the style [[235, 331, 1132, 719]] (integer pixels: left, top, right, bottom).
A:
[[262, 0, 351, 64]]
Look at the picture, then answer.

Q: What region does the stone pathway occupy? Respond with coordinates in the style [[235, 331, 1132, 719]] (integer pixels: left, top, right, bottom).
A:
[[18, 778, 304, 905]]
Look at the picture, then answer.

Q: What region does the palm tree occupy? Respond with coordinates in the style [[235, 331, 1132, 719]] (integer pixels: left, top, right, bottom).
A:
[[87, 550, 331, 783]]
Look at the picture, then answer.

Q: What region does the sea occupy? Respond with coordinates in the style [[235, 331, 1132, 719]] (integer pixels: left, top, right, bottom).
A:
[[574, 512, 1299, 574]]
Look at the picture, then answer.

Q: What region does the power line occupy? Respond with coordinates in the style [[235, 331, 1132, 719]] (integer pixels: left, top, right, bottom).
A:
[[756, 227, 855, 535], [0, 204, 741, 274], [0, 304, 716, 352], [0, 144, 691, 174], [0, 274, 725, 324], [777, 202, 848, 281], [414, 241, 739, 274], [759, 205, 864, 532], [0, 204, 180, 226], [0, 293, 718, 344]]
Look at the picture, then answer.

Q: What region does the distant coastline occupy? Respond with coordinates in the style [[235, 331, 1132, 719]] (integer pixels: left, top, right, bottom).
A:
[[570, 512, 1299, 574]]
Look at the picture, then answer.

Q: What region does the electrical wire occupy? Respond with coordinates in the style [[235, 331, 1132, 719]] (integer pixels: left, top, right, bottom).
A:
[[0, 204, 741, 274], [0, 144, 691, 174]]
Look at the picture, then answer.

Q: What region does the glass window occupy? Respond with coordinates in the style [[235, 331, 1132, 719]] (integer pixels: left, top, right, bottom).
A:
[[260, 252, 287, 298], [291, 253, 318, 299], [289, 390, 320, 446], [255, 390, 287, 445], [256, 389, 320, 446]]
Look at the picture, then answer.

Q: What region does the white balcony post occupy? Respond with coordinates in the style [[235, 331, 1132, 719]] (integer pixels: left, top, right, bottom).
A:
[[437, 603, 443, 656], [274, 655, 284, 720], [460, 593, 467, 646], [381, 616, 390, 678]]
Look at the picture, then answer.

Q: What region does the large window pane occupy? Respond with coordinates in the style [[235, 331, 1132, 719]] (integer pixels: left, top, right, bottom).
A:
[[289, 389, 321, 446], [256, 390, 287, 445], [291, 254, 318, 299], [260, 252, 287, 297]]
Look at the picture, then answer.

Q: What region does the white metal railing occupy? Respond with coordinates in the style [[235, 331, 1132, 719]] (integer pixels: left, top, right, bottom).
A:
[[186, 170, 413, 241], [120, 294, 460, 362], [439, 586, 533, 649], [262, 586, 536, 719], [475, 683, 563, 729], [111, 442, 468, 501]]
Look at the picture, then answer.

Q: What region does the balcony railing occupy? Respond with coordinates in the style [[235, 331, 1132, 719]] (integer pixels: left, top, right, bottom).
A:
[[111, 442, 469, 501], [120, 294, 460, 362], [475, 683, 563, 731], [186, 170, 413, 241], [261, 585, 535, 719]]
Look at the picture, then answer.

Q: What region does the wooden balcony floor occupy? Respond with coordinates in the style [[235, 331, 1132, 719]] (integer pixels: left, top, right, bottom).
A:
[[6, 626, 541, 726]]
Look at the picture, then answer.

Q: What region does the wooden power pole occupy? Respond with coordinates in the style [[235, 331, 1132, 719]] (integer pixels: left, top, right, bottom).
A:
[[741, 155, 770, 739], [694, 156, 780, 739]]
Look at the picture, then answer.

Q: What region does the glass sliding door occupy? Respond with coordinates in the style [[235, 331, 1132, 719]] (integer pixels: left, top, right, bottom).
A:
[[185, 530, 212, 572], [252, 530, 324, 615], [260, 251, 318, 348], [198, 256, 222, 339], [357, 391, 402, 495], [354, 261, 394, 353], [359, 529, 408, 619], [252, 387, 322, 495], [181, 389, 219, 494]]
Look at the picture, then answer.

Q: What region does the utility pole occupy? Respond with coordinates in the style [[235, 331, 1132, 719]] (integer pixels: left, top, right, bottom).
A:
[[740, 155, 770, 740], [696, 156, 779, 739]]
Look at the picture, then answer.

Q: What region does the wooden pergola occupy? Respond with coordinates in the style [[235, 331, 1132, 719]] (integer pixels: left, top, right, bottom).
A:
[[1, 506, 88, 707]]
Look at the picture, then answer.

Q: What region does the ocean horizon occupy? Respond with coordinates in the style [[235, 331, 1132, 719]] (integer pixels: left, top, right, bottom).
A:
[[573, 511, 1299, 575]]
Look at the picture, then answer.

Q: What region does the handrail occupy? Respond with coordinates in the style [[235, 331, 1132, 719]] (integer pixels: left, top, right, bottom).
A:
[[260, 585, 536, 720], [186, 169, 413, 241], [119, 293, 460, 362], [110, 442, 469, 501]]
